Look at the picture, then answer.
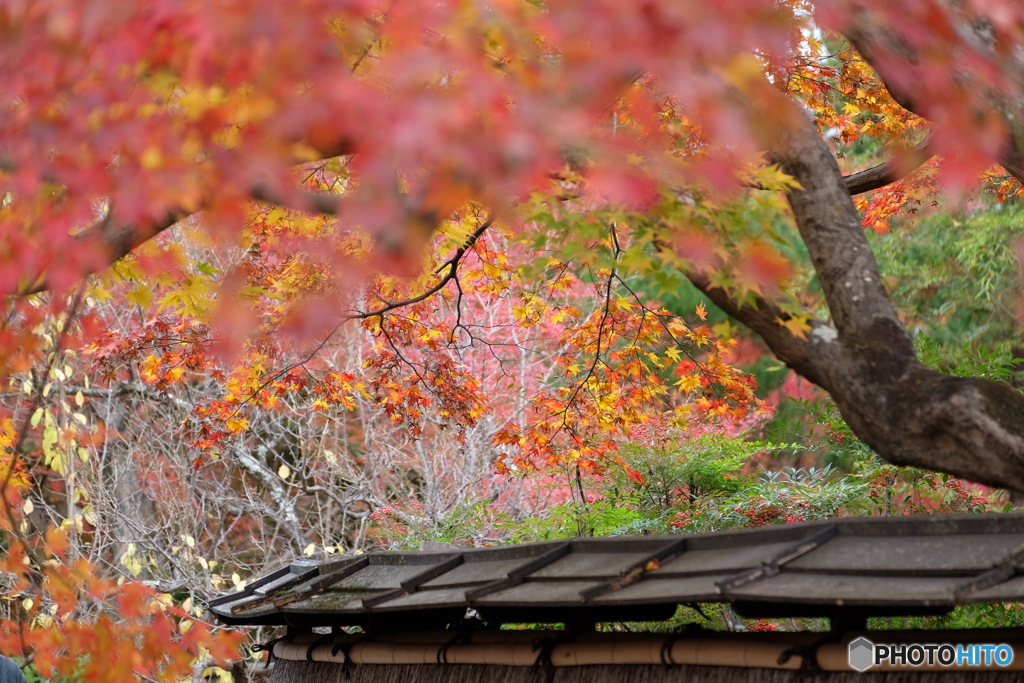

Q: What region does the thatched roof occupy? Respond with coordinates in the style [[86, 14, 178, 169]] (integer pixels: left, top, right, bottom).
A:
[[262, 629, 1024, 681], [269, 659, 1023, 683], [211, 513, 1024, 630]]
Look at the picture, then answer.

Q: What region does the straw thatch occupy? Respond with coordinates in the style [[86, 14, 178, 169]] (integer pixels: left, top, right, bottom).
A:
[[263, 629, 1024, 682], [268, 660, 1024, 683]]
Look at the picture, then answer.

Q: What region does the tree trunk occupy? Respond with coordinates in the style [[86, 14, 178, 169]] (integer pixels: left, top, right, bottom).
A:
[[688, 113, 1024, 492]]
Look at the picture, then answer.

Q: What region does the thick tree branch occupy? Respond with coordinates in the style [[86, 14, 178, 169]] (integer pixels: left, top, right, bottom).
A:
[[24, 189, 341, 296], [249, 181, 347, 216], [841, 8, 1024, 184], [842, 138, 934, 195], [16, 138, 358, 296], [775, 119, 909, 347], [757, 113, 1024, 492], [680, 270, 840, 391], [748, 146, 931, 197]]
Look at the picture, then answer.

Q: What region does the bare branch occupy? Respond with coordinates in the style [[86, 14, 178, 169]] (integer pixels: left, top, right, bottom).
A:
[[349, 217, 492, 321]]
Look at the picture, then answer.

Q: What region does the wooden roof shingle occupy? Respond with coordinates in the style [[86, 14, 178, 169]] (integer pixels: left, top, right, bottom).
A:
[[210, 513, 1024, 629]]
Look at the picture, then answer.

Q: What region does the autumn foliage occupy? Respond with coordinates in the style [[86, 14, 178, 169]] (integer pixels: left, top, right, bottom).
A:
[[0, 0, 1023, 680]]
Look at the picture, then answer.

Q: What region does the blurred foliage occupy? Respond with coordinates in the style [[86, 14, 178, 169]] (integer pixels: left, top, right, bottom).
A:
[[871, 603, 1024, 631], [870, 201, 1024, 373]]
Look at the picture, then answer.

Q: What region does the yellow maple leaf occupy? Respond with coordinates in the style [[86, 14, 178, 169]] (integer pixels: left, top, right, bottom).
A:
[[775, 315, 812, 340], [675, 375, 701, 392]]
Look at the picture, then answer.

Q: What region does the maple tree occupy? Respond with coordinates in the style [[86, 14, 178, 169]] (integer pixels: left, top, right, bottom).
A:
[[1, 0, 1012, 482], [2, 0, 1024, 679]]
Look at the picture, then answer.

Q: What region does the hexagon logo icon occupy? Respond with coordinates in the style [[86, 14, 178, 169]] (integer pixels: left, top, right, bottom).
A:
[[848, 637, 875, 672]]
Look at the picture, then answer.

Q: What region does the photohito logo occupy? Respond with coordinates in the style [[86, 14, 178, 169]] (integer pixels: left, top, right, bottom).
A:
[[848, 637, 1014, 672]]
